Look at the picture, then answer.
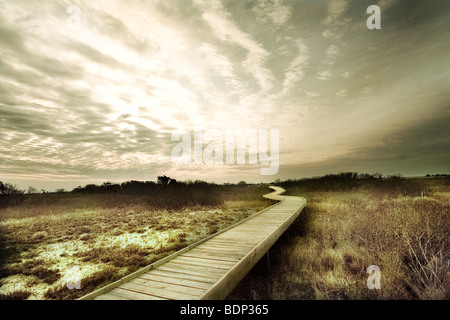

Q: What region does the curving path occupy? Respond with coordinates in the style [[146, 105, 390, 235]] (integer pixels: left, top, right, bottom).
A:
[[79, 186, 306, 300]]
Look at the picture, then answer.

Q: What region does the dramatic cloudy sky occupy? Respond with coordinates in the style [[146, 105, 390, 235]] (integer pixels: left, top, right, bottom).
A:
[[1, 0, 449, 190]]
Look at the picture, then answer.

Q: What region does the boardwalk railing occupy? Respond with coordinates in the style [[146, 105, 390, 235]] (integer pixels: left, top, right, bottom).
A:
[[79, 186, 306, 300]]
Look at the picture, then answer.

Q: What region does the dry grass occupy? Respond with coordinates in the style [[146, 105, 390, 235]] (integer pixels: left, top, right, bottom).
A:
[[228, 178, 450, 300], [0, 186, 269, 300]]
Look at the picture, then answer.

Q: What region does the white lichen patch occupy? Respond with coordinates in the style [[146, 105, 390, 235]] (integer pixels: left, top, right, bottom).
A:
[[0, 274, 44, 299]]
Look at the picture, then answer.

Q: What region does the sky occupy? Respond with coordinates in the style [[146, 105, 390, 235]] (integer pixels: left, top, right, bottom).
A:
[[0, 0, 449, 191]]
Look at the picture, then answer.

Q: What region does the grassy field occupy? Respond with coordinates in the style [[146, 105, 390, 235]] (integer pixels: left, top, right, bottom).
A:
[[228, 177, 450, 300], [0, 184, 269, 300], [2, 177, 448, 300]]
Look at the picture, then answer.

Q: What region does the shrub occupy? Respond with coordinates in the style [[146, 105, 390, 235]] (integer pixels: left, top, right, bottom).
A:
[[0, 182, 25, 209], [0, 291, 31, 300]]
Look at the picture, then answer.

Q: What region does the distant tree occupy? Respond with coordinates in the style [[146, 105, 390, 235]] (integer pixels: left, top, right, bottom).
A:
[[55, 188, 66, 193], [0, 181, 25, 208], [27, 186, 39, 194], [157, 175, 172, 186], [338, 172, 358, 179], [237, 181, 247, 185], [373, 173, 383, 179], [102, 182, 120, 193], [0, 182, 25, 196], [72, 186, 83, 193]]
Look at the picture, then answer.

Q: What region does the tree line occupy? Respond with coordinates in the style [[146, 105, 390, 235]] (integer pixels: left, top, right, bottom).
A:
[[71, 176, 218, 194]]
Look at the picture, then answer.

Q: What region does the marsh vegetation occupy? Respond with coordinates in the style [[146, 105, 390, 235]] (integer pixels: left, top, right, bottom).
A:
[[229, 176, 450, 300], [0, 181, 269, 300]]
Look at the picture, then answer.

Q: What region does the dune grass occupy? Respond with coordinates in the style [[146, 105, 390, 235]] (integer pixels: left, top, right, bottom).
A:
[[228, 178, 450, 300], [0, 184, 269, 300]]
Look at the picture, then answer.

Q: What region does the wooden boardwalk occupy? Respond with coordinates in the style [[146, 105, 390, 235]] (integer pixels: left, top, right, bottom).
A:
[[79, 186, 306, 300]]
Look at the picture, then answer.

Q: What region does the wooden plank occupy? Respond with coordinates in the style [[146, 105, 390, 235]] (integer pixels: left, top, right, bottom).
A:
[[230, 228, 279, 233], [246, 214, 292, 220], [212, 233, 266, 240], [126, 278, 206, 296], [227, 226, 279, 233], [148, 269, 218, 284], [238, 217, 291, 223], [208, 236, 260, 243], [193, 243, 248, 251], [240, 217, 292, 223], [158, 262, 226, 275], [231, 220, 287, 226], [181, 253, 240, 263], [234, 222, 286, 226], [168, 258, 233, 270], [159, 262, 227, 276], [138, 273, 212, 290], [211, 236, 266, 244], [191, 247, 250, 257], [132, 276, 209, 292], [174, 256, 237, 268], [205, 238, 258, 245], [120, 282, 202, 300], [101, 287, 167, 300], [233, 221, 280, 225], [182, 252, 243, 262], [218, 234, 271, 240], [196, 245, 250, 252], [194, 244, 250, 252], [94, 292, 129, 300], [202, 241, 258, 248], [232, 221, 285, 227]]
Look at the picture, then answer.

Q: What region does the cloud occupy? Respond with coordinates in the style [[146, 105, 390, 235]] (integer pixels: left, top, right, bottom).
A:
[[322, 29, 334, 38], [335, 89, 348, 98], [377, 0, 397, 11], [361, 86, 374, 94], [324, 0, 349, 26], [195, 0, 274, 90], [252, 0, 293, 27], [197, 43, 244, 91], [90, 9, 155, 55], [281, 40, 309, 94], [316, 70, 332, 81], [326, 45, 340, 60], [336, 105, 450, 173]]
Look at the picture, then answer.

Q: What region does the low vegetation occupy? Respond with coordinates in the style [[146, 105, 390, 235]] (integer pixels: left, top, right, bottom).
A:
[[0, 180, 269, 300], [2, 174, 448, 300], [229, 175, 450, 300]]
